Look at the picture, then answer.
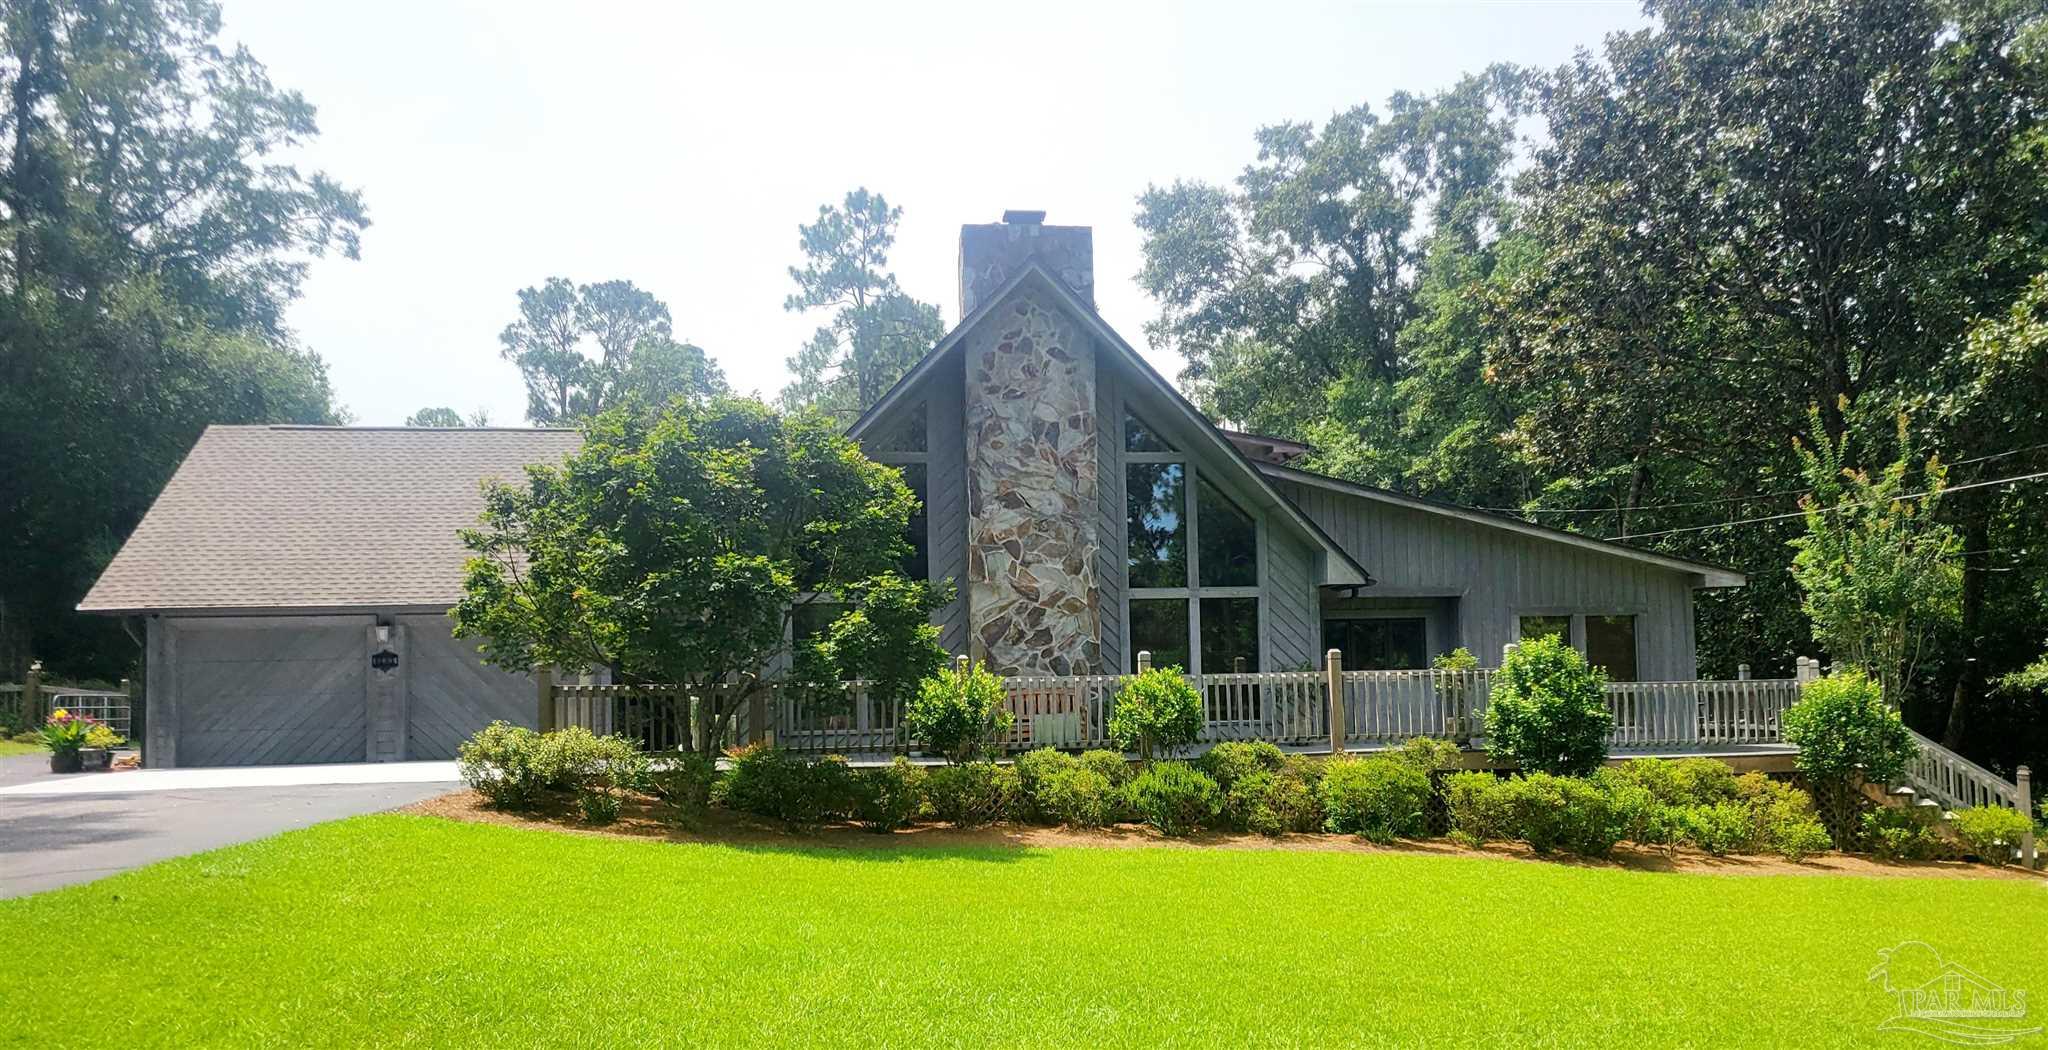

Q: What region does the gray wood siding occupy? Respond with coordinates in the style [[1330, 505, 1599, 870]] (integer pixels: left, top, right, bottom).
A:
[[1265, 529, 1317, 671], [1275, 480, 1700, 680], [927, 353, 969, 655], [1093, 347, 1125, 674], [400, 613, 535, 759], [169, 616, 372, 766]]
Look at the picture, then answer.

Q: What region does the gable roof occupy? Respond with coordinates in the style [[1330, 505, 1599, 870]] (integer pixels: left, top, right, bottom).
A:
[[79, 425, 583, 614], [1261, 462, 1747, 589], [852, 264, 1373, 588]]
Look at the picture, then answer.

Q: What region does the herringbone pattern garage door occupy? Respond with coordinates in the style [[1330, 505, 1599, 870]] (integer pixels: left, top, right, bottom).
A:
[[175, 623, 367, 766]]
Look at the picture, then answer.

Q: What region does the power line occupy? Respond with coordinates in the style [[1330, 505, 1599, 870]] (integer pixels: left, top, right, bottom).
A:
[[1482, 440, 2048, 517], [1610, 468, 2048, 541]]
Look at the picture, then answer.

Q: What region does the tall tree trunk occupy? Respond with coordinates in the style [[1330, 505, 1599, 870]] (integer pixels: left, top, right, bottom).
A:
[[1942, 514, 1989, 749]]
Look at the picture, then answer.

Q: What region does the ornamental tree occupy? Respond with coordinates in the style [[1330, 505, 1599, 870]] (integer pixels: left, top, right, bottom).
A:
[[454, 397, 927, 757], [1484, 634, 1612, 777]]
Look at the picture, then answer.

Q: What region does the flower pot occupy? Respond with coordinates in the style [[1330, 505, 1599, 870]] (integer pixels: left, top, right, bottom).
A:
[[49, 749, 83, 774], [80, 747, 112, 772]]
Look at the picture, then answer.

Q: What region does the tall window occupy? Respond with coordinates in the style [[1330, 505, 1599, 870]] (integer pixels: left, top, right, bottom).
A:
[[1585, 615, 1638, 682], [869, 401, 929, 582], [1124, 412, 1260, 673]]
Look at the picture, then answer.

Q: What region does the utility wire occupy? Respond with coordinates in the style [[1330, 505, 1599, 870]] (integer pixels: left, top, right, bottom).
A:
[[1610, 469, 2048, 541]]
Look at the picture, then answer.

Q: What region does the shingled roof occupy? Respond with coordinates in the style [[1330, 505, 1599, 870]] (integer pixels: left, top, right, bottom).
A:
[[78, 425, 582, 614]]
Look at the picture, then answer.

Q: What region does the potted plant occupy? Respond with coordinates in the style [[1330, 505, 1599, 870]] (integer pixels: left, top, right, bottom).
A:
[[80, 724, 122, 771], [40, 708, 93, 774]]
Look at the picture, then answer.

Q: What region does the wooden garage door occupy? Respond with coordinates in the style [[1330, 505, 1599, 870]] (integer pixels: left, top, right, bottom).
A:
[[400, 614, 534, 759], [175, 621, 368, 766]]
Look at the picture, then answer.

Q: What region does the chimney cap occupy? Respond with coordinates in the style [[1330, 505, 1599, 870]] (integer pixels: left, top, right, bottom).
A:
[[1001, 209, 1047, 225]]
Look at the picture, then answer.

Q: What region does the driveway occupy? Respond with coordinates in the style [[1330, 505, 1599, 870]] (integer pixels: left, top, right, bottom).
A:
[[0, 754, 460, 898]]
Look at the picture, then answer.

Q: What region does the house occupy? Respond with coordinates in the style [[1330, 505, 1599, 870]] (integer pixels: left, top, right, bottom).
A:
[[81, 210, 1743, 768]]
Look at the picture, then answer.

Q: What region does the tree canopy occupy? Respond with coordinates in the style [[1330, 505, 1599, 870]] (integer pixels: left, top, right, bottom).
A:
[[779, 189, 944, 424], [0, 0, 365, 676]]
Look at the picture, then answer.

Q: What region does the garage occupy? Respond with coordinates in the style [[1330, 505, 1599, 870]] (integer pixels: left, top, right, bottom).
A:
[[78, 425, 581, 768]]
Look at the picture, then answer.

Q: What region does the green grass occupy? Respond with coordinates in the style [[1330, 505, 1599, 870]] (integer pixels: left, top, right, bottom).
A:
[[2, 816, 2042, 1048], [0, 739, 42, 757]]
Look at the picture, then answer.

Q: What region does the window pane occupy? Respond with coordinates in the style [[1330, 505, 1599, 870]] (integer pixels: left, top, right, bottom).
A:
[[1519, 615, 1570, 644], [1126, 462, 1187, 588], [1201, 597, 1259, 674], [1585, 615, 1638, 682], [867, 401, 926, 452], [1324, 618, 1427, 671], [1125, 413, 1176, 452], [1128, 598, 1190, 673], [793, 602, 841, 645], [897, 462, 928, 580], [1196, 477, 1257, 587]]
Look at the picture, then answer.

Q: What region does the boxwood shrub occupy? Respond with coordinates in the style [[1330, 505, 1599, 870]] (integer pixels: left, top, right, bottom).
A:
[[1319, 756, 1430, 844], [1125, 761, 1220, 836]]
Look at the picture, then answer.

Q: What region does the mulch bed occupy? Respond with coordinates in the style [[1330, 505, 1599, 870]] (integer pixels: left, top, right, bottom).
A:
[[404, 789, 2044, 881]]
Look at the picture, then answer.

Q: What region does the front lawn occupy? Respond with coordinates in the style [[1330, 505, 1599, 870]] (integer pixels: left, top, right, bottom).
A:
[[0, 739, 42, 757], [1, 815, 2040, 1048]]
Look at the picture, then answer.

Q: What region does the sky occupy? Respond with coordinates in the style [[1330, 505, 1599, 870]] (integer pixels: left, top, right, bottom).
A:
[[221, 0, 1652, 426]]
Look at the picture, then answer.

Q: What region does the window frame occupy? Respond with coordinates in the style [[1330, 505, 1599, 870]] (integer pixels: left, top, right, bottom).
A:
[[1122, 412, 1265, 675], [1321, 612, 1433, 671], [869, 400, 931, 586], [1512, 610, 1645, 682]]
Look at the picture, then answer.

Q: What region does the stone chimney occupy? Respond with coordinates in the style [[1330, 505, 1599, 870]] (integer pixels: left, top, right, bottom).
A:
[[958, 210, 1094, 317]]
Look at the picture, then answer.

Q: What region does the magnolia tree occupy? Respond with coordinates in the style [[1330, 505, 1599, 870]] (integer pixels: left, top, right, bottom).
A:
[[1789, 403, 1961, 704], [454, 397, 941, 757]]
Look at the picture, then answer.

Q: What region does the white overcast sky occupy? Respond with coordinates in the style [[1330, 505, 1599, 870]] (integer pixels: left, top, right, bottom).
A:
[[222, 0, 1650, 426]]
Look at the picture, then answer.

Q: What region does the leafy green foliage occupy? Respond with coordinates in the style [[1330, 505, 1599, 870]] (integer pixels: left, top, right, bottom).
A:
[[1195, 741, 1286, 789], [902, 660, 1013, 763], [711, 745, 857, 827], [457, 722, 548, 810], [922, 761, 1018, 828], [1950, 806, 2032, 866], [647, 753, 720, 821], [779, 189, 944, 423], [1484, 636, 1612, 776], [1318, 757, 1431, 843], [498, 277, 726, 425], [1860, 806, 1952, 861], [795, 573, 951, 722], [1124, 762, 1221, 837], [1109, 667, 1205, 761], [454, 398, 920, 756], [0, 0, 366, 678], [849, 757, 929, 833], [1790, 407, 1961, 701], [1503, 774, 1627, 858], [1783, 671, 1917, 790]]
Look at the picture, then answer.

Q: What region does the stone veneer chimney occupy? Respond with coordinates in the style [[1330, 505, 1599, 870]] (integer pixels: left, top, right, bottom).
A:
[[958, 211, 1095, 317], [960, 212, 1102, 675]]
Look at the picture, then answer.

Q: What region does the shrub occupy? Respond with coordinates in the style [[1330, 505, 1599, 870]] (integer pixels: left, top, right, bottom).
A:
[[1109, 667, 1204, 761], [1444, 771, 1515, 845], [1484, 635, 1612, 777], [1078, 749, 1131, 788], [1013, 747, 1078, 813], [1951, 806, 2032, 866], [458, 721, 547, 810], [902, 661, 1013, 763], [1590, 771, 1675, 851], [577, 786, 621, 824], [1035, 765, 1119, 828], [924, 761, 1018, 827], [647, 753, 720, 818], [83, 724, 123, 749], [1319, 757, 1430, 844], [1125, 762, 1221, 837], [1781, 670, 1915, 840], [1390, 737, 1462, 773], [1507, 774, 1626, 857], [713, 746, 855, 826], [1771, 817, 1834, 862], [1198, 741, 1287, 789], [1679, 802, 1753, 856], [1860, 806, 1950, 861], [850, 757, 928, 833], [531, 726, 609, 791], [1231, 768, 1323, 836]]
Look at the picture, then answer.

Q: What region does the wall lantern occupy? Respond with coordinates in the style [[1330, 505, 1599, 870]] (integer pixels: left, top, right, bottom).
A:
[[370, 649, 400, 673]]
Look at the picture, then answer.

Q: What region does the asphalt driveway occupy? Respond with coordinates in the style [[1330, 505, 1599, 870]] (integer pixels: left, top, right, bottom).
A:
[[0, 754, 459, 897]]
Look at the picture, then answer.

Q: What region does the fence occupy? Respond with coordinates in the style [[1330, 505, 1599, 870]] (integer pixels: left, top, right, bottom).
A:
[[1, 663, 135, 739]]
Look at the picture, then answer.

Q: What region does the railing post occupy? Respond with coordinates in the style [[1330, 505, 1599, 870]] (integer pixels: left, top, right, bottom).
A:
[[1325, 648, 1343, 757], [1794, 656, 1817, 686], [956, 654, 971, 676], [2018, 765, 2036, 870], [535, 664, 556, 732], [749, 687, 768, 747], [1737, 663, 1751, 681], [23, 660, 41, 725], [1137, 650, 1152, 675]]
